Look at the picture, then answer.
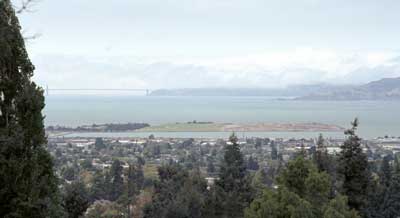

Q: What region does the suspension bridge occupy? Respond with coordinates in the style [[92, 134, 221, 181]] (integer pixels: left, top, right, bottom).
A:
[[45, 86, 151, 96]]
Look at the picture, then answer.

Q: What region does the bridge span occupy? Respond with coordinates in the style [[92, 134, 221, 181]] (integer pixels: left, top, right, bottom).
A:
[[45, 86, 151, 96]]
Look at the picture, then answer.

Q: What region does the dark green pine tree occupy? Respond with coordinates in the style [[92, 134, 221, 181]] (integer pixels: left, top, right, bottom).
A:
[[314, 134, 328, 172], [109, 159, 124, 201], [247, 155, 259, 171], [89, 171, 107, 201], [216, 133, 253, 218], [379, 155, 393, 188], [207, 160, 216, 173], [0, 1, 61, 217], [366, 157, 400, 218], [394, 154, 400, 173], [144, 163, 209, 218], [313, 134, 337, 197], [270, 141, 278, 160], [245, 157, 359, 218], [94, 137, 106, 150], [338, 118, 370, 213], [127, 163, 144, 198], [365, 155, 394, 218], [380, 170, 400, 218], [123, 163, 144, 217], [62, 181, 90, 218], [174, 169, 208, 218]]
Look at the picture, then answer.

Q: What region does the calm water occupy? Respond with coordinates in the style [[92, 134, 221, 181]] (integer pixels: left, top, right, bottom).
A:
[[44, 95, 400, 139]]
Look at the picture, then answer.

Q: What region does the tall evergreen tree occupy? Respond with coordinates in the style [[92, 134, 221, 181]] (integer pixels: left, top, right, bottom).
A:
[[313, 134, 337, 197], [278, 156, 314, 198], [216, 133, 253, 218], [270, 141, 278, 160], [123, 163, 144, 217], [251, 168, 269, 196], [94, 137, 106, 150], [394, 154, 400, 173], [89, 171, 107, 201], [245, 157, 359, 218], [144, 164, 208, 218], [338, 118, 370, 213], [314, 134, 328, 172], [380, 170, 400, 218], [0, 1, 61, 217], [380, 155, 392, 187], [109, 159, 124, 201], [126, 163, 144, 198], [62, 181, 90, 218], [247, 155, 260, 171], [366, 156, 400, 218], [323, 195, 360, 218]]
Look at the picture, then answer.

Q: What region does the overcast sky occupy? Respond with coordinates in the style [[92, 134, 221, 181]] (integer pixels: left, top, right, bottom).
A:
[[16, 0, 400, 89]]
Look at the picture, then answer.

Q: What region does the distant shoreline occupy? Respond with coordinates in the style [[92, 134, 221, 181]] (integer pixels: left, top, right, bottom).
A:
[[136, 122, 345, 132], [46, 122, 344, 135]]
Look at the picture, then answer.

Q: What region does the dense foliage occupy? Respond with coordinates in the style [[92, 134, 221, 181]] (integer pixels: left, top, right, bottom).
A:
[[338, 119, 370, 213], [0, 0, 61, 217]]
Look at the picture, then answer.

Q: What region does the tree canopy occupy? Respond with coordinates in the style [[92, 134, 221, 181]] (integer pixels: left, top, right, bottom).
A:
[[0, 1, 61, 217]]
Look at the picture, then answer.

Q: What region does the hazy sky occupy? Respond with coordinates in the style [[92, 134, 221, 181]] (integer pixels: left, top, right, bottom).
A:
[[17, 0, 400, 89]]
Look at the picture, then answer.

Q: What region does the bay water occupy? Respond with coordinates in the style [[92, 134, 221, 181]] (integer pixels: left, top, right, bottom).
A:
[[44, 95, 400, 139]]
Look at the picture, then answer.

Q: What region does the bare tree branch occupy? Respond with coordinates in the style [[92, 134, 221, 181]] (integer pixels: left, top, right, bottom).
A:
[[14, 0, 42, 41], [21, 29, 42, 42], [16, 0, 39, 14], [23, 32, 41, 41]]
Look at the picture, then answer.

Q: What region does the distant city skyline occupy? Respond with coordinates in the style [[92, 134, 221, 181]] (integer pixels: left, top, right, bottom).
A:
[[16, 0, 400, 89]]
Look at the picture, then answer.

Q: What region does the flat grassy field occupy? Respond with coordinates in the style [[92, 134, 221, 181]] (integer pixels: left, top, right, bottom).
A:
[[136, 122, 344, 132], [143, 164, 159, 179], [137, 123, 226, 132]]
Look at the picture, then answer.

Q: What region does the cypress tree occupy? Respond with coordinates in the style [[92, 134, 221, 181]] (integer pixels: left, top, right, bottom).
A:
[[0, 1, 61, 217]]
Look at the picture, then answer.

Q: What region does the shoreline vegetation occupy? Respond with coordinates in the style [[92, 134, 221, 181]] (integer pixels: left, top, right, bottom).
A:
[[46, 123, 150, 132], [46, 121, 344, 134]]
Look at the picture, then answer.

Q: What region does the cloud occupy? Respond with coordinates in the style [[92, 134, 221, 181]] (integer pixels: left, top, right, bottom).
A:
[[31, 49, 400, 90]]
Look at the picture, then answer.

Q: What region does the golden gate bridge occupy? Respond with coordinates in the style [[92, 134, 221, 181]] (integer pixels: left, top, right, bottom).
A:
[[45, 86, 151, 96]]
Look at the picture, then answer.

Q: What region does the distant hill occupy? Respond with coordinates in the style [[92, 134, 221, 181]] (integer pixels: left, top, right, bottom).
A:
[[299, 77, 400, 100], [150, 77, 400, 100], [150, 84, 353, 97], [150, 88, 286, 96]]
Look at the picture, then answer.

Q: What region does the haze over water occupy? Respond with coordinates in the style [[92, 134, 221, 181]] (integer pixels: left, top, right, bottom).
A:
[[44, 95, 400, 139]]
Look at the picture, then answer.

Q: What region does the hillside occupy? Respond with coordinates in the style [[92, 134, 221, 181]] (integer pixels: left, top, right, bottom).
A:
[[149, 84, 353, 97], [150, 78, 400, 100], [298, 77, 400, 100]]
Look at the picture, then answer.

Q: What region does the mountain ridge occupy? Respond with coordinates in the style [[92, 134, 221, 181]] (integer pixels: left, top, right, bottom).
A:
[[299, 77, 400, 100], [149, 77, 400, 100]]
